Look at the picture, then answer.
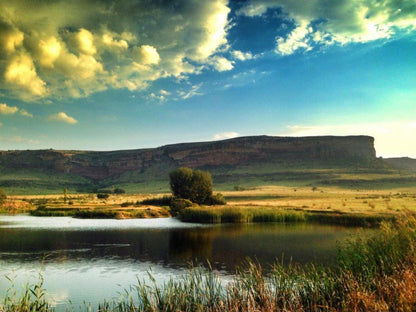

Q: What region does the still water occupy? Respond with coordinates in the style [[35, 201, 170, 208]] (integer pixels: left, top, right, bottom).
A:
[[0, 215, 368, 310]]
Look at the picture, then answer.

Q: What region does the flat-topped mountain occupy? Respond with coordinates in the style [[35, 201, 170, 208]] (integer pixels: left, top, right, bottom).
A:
[[0, 135, 399, 194]]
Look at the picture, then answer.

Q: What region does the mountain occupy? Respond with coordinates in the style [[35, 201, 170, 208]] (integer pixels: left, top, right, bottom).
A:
[[0, 135, 401, 194], [384, 157, 416, 173]]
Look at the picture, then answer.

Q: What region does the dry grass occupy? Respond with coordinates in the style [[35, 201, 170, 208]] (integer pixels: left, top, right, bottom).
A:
[[223, 185, 416, 215]]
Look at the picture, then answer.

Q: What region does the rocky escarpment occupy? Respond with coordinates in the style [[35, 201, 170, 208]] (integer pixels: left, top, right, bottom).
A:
[[0, 136, 376, 182]]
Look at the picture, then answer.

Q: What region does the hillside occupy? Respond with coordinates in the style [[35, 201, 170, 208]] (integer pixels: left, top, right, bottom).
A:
[[1, 135, 411, 194], [384, 157, 416, 173]]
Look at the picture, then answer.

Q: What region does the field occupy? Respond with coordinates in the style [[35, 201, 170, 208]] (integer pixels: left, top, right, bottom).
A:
[[2, 185, 415, 224]]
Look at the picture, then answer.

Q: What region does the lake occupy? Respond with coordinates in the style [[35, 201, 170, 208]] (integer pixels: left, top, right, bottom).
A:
[[0, 215, 369, 310]]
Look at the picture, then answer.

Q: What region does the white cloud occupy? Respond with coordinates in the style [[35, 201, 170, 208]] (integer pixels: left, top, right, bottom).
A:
[[178, 84, 204, 100], [210, 56, 234, 71], [231, 50, 253, 61], [281, 121, 416, 158], [275, 20, 313, 55], [76, 29, 96, 55], [48, 112, 78, 124], [239, 0, 416, 55], [214, 132, 240, 140], [0, 103, 33, 117], [135, 45, 160, 65], [4, 53, 47, 98], [19, 109, 33, 117], [0, 103, 18, 115], [0, 0, 233, 101]]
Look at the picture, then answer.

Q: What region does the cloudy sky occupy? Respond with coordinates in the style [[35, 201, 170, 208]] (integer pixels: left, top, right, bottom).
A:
[[0, 0, 415, 157]]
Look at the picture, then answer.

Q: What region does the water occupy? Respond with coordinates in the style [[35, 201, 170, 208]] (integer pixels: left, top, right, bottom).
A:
[[0, 215, 368, 310]]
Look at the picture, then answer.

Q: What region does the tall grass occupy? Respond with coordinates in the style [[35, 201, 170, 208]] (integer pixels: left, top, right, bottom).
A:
[[2, 216, 416, 311], [179, 206, 308, 224], [178, 206, 393, 226]]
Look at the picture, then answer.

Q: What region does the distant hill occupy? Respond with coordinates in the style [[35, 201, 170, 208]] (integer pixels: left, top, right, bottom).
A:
[[384, 157, 416, 172], [1, 135, 410, 194]]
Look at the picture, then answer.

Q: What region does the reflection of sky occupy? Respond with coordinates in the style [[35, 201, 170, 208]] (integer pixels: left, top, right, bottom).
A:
[[0, 215, 207, 230], [0, 259, 191, 311]]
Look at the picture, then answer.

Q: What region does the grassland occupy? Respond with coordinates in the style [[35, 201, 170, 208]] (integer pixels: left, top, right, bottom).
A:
[[1, 185, 415, 225], [2, 215, 416, 311]]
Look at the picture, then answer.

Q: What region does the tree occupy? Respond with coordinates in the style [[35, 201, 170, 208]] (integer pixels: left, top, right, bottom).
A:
[[169, 167, 213, 204]]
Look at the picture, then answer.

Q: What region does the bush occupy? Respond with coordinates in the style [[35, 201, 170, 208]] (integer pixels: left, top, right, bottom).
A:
[[0, 188, 6, 205], [139, 196, 173, 206], [169, 167, 213, 204], [97, 193, 110, 199], [170, 198, 193, 216], [206, 193, 226, 205], [113, 188, 126, 194]]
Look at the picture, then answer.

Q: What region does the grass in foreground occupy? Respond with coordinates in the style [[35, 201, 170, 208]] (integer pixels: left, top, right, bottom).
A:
[[2, 216, 416, 312]]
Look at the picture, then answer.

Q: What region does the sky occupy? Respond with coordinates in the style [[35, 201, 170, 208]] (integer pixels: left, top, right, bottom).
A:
[[0, 0, 415, 158]]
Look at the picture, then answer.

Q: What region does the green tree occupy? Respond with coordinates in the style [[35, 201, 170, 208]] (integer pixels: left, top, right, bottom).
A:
[[169, 167, 213, 204]]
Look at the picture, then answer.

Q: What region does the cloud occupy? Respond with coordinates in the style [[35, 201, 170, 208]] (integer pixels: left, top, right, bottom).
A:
[[178, 83, 204, 100], [19, 109, 33, 117], [0, 135, 39, 144], [210, 56, 234, 71], [4, 53, 47, 98], [0, 0, 232, 101], [0, 103, 33, 117], [48, 112, 78, 124], [281, 121, 416, 158], [231, 50, 253, 61], [276, 20, 313, 55], [213, 132, 240, 140], [239, 0, 416, 55], [134, 45, 160, 65], [0, 103, 18, 115]]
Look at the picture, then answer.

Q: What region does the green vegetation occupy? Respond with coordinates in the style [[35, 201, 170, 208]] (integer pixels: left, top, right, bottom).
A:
[[169, 167, 214, 204], [138, 195, 173, 206], [178, 206, 395, 226], [3, 216, 416, 311], [0, 188, 6, 205]]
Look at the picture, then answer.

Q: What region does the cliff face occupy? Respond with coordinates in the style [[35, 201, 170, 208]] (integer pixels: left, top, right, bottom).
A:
[[0, 136, 376, 182]]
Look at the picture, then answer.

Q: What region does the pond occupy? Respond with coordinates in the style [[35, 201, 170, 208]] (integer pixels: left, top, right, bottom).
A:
[[0, 215, 369, 310]]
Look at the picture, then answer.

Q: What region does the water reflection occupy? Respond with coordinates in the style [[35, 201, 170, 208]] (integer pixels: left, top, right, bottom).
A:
[[0, 215, 370, 310]]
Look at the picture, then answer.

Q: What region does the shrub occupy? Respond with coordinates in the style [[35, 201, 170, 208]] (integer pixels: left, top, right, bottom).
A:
[[0, 188, 6, 205], [169, 167, 213, 204], [113, 188, 126, 194], [170, 198, 193, 216], [205, 193, 226, 205], [97, 193, 110, 199], [120, 202, 134, 207], [139, 196, 173, 206]]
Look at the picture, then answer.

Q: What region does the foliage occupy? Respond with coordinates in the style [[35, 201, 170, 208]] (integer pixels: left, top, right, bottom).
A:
[[169, 167, 213, 204], [0, 188, 6, 205], [97, 193, 110, 199], [113, 188, 126, 194], [139, 195, 173, 206], [170, 198, 193, 216]]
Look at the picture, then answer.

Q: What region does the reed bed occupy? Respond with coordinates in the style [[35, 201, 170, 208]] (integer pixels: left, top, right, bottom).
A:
[[2, 216, 416, 312], [178, 206, 395, 227]]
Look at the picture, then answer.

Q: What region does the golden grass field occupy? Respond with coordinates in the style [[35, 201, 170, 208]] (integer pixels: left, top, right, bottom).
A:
[[1, 185, 415, 219]]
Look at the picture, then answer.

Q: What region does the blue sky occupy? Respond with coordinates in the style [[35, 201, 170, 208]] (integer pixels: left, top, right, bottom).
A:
[[0, 0, 415, 157]]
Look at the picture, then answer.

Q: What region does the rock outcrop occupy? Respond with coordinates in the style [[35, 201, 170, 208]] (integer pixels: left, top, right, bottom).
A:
[[0, 135, 376, 182]]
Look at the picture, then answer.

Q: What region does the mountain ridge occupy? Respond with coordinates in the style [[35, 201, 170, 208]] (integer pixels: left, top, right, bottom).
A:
[[1, 135, 409, 194]]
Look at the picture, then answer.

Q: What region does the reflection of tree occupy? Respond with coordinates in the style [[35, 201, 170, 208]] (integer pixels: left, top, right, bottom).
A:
[[168, 229, 214, 262]]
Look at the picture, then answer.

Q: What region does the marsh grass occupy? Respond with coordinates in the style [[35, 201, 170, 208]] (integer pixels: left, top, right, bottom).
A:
[[2, 216, 416, 311], [178, 206, 395, 227]]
